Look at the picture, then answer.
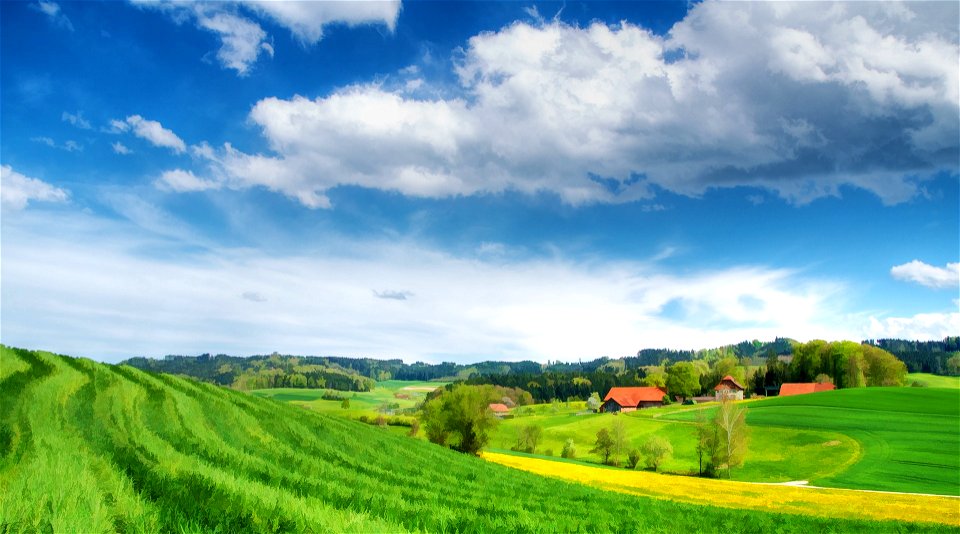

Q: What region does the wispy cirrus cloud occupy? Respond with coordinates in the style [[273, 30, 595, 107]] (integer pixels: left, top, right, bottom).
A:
[[61, 110, 91, 129], [1, 205, 866, 362], [32, 0, 73, 31], [891, 260, 960, 289]]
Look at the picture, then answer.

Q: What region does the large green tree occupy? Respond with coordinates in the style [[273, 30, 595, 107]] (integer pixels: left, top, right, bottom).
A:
[[666, 361, 701, 400], [421, 384, 501, 454]]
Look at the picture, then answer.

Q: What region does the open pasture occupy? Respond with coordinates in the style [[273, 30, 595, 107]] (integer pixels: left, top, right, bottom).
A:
[[662, 388, 960, 495], [252, 379, 444, 420]]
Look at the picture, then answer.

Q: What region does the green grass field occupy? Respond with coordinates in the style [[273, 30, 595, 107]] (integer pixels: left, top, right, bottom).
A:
[[489, 401, 858, 484], [252, 379, 445, 421], [10, 346, 950, 532], [661, 388, 960, 495], [907, 373, 960, 389]]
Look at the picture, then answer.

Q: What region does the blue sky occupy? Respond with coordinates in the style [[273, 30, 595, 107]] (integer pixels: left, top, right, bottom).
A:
[[2, 1, 958, 363]]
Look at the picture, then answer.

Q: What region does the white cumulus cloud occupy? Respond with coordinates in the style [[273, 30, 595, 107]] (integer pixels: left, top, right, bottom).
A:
[[1, 165, 69, 210], [121, 115, 186, 154], [891, 260, 960, 289], [180, 1, 958, 208], [864, 312, 960, 340]]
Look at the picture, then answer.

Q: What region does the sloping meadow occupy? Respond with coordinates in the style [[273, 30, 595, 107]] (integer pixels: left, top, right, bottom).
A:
[[0, 346, 954, 533]]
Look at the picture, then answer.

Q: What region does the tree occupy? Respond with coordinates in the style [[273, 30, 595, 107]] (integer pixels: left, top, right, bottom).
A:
[[947, 354, 960, 376], [640, 435, 673, 471], [641, 371, 667, 388], [586, 392, 602, 412], [627, 449, 642, 469], [561, 438, 577, 459], [694, 408, 717, 476], [590, 428, 615, 465], [814, 373, 833, 384], [519, 424, 543, 453], [420, 384, 500, 454], [610, 417, 628, 466], [846, 351, 866, 388], [714, 397, 748, 478], [666, 362, 701, 400], [341, 398, 350, 409]]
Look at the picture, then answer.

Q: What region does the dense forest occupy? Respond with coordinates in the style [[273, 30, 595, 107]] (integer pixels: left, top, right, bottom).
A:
[[865, 337, 960, 375]]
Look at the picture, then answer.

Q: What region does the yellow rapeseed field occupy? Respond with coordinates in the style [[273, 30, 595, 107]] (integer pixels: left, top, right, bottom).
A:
[[483, 452, 960, 526]]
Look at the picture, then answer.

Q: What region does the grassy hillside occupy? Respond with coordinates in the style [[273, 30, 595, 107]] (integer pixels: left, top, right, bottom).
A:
[[662, 388, 960, 495], [1, 346, 952, 533]]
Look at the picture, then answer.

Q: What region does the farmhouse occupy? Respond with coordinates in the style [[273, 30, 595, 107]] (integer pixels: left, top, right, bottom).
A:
[[778, 383, 835, 396], [488, 403, 511, 417], [714, 375, 745, 400], [601, 387, 667, 412]]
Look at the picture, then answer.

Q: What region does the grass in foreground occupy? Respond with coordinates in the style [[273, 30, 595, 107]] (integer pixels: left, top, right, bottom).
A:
[[3, 346, 955, 533]]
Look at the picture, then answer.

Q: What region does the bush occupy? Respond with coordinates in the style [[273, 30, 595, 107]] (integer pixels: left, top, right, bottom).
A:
[[640, 435, 673, 471], [661, 395, 673, 406], [544, 449, 553, 457], [409, 419, 420, 437], [561, 439, 576, 459], [911, 380, 928, 388], [627, 449, 641, 469]]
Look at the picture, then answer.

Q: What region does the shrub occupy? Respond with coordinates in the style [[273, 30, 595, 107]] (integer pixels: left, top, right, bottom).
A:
[[561, 439, 576, 459], [627, 449, 641, 469], [640, 435, 673, 471]]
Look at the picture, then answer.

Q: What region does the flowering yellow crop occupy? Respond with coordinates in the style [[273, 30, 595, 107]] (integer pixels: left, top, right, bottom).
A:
[[483, 452, 959, 526]]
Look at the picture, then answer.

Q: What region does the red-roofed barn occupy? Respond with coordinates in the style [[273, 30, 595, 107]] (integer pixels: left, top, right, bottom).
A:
[[601, 387, 667, 413], [778, 383, 835, 397], [714, 375, 745, 401], [488, 403, 511, 416]]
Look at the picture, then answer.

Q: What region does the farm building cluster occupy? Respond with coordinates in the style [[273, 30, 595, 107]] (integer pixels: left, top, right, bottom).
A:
[[598, 376, 834, 412]]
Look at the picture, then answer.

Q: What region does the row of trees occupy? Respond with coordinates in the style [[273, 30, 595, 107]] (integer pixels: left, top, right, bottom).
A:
[[757, 340, 907, 392]]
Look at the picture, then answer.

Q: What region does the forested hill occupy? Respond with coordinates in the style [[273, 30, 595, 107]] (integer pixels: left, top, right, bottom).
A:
[[121, 336, 958, 392]]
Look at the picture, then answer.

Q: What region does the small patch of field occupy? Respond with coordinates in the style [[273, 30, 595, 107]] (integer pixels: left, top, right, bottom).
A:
[[252, 380, 447, 422], [484, 452, 959, 527], [907, 373, 960, 389]]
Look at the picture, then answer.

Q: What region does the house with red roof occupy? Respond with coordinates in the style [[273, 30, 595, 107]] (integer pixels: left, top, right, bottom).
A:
[[714, 375, 745, 400], [778, 383, 835, 397], [600, 387, 667, 413], [488, 403, 511, 417]]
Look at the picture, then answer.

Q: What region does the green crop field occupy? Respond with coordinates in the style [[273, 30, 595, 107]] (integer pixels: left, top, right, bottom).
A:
[[252, 379, 444, 417], [662, 388, 960, 496], [489, 403, 859, 484], [3, 345, 953, 533]]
